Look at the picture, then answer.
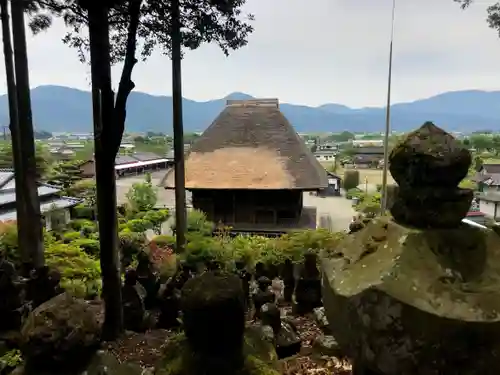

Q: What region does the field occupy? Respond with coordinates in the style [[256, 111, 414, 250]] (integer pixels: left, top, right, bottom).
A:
[[320, 162, 395, 186]]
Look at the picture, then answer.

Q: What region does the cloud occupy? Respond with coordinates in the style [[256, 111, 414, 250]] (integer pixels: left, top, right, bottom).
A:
[[0, 0, 499, 107]]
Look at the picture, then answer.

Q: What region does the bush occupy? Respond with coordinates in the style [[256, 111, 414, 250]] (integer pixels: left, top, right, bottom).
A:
[[62, 231, 82, 243], [119, 231, 147, 267], [0, 221, 19, 263], [343, 170, 360, 191], [355, 193, 381, 216], [376, 184, 382, 192], [126, 219, 153, 232], [171, 209, 214, 236], [68, 219, 94, 231], [151, 234, 176, 249], [73, 204, 95, 220], [346, 187, 363, 200], [73, 238, 100, 257], [45, 242, 101, 298]]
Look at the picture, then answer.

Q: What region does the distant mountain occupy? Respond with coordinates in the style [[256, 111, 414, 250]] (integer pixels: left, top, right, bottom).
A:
[[0, 85, 499, 133]]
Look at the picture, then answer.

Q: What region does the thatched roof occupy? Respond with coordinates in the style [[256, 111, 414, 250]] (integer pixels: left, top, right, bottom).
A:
[[163, 99, 327, 190]]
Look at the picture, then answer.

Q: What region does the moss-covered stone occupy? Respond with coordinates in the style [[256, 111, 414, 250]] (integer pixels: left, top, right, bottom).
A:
[[389, 122, 471, 188], [321, 217, 500, 374], [154, 331, 279, 375]]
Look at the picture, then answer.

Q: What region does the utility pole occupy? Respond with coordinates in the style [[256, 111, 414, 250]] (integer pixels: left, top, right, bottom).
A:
[[171, 0, 187, 251], [380, 0, 396, 213]]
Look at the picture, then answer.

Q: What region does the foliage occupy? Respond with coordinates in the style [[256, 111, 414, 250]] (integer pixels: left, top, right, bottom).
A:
[[345, 187, 363, 200], [73, 204, 95, 220], [148, 241, 177, 279], [126, 218, 153, 232], [151, 234, 176, 249], [343, 170, 360, 191], [0, 220, 19, 263], [119, 230, 147, 267], [0, 349, 22, 372], [45, 242, 102, 298], [355, 193, 382, 216], [73, 238, 100, 257], [0, 142, 51, 177], [65, 179, 96, 207], [143, 209, 170, 234], [459, 178, 478, 190], [62, 231, 82, 243], [45, 160, 84, 189], [185, 209, 215, 236], [31, 0, 254, 63], [126, 174, 157, 212], [68, 218, 96, 232]]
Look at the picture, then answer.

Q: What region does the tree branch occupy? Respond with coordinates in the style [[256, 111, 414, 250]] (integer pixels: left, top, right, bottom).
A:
[[111, 0, 142, 157]]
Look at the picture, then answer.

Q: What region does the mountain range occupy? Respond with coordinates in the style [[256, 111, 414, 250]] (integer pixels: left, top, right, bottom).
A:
[[0, 85, 499, 133]]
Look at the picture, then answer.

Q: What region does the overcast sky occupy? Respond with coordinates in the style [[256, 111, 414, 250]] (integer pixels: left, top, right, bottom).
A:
[[1, 0, 499, 108]]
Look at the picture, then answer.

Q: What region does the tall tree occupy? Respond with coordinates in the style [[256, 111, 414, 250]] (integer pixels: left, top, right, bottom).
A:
[[454, 0, 500, 33], [11, 0, 44, 270], [27, 0, 253, 337], [79, 0, 124, 340]]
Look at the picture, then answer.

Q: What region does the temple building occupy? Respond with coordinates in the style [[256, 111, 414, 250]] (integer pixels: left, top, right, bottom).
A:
[[162, 99, 328, 235]]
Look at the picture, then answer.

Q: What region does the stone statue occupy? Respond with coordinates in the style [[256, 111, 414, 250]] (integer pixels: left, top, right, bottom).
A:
[[321, 122, 500, 374], [155, 272, 280, 375]]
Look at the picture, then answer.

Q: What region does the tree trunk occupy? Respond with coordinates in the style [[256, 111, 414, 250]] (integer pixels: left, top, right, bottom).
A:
[[87, 2, 123, 340], [0, 0, 28, 265], [171, 0, 187, 251], [11, 0, 44, 270]]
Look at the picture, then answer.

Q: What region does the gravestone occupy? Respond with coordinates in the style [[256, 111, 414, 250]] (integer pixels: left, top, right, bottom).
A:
[[252, 277, 275, 320], [321, 122, 500, 374], [155, 272, 280, 375], [295, 253, 322, 314]]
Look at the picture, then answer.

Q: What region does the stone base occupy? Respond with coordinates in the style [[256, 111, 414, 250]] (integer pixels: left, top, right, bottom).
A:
[[320, 217, 500, 374]]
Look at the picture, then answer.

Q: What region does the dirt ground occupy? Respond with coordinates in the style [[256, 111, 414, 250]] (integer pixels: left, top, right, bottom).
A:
[[106, 308, 352, 375]]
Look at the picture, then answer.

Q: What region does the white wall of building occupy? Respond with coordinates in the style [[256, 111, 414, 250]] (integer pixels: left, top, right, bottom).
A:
[[479, 200, 500, 220]]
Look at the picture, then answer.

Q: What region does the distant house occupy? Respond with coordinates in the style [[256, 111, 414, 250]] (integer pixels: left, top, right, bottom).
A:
[[50, 146, 76, 160], [316, 171, 341, 197], [352, 139, 384, 147], [352, 147, 385, 168], [79, 151, 173, 179], [314, 150, 336, 162], [476, 193, 500, 221], [119, 143, 135, 152], [0, 169, 81, 230], [474, 164, 500, 192]]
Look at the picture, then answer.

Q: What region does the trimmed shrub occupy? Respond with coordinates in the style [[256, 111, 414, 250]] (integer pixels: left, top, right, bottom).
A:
[[68, 219, 94, 231], [45, 243, 101, 298], [343, 170, 360, 191], [126, 219, 153, 232], [119, 231, 147, 267], [62, 231, 81, 243], [73, 238, 100, 257], [73, 204, 95, 220]]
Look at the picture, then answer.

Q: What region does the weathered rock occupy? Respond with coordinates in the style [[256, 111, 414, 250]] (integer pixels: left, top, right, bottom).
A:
[[12, 351, 146, 375], [388, 123, 473, 229], [260, 303, 301, 359], [389, 122, 471, 188], [312, 335, 343, 358], [321, 216, 500, 374], [295, 253, 322, 314], [20, 293, 100, 373], [252, 277, 275, 320], [313, 307, 329, 333]]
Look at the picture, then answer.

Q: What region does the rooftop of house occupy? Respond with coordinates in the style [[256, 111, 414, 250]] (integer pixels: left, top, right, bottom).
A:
[[0, 169, 81, 221], [162, 99, 328, 190], [353, 147, 385, 155], [474, 164, 500, 186]]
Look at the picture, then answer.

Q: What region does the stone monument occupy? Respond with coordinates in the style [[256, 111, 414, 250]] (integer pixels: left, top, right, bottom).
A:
[[321, 122, 500, 374]]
